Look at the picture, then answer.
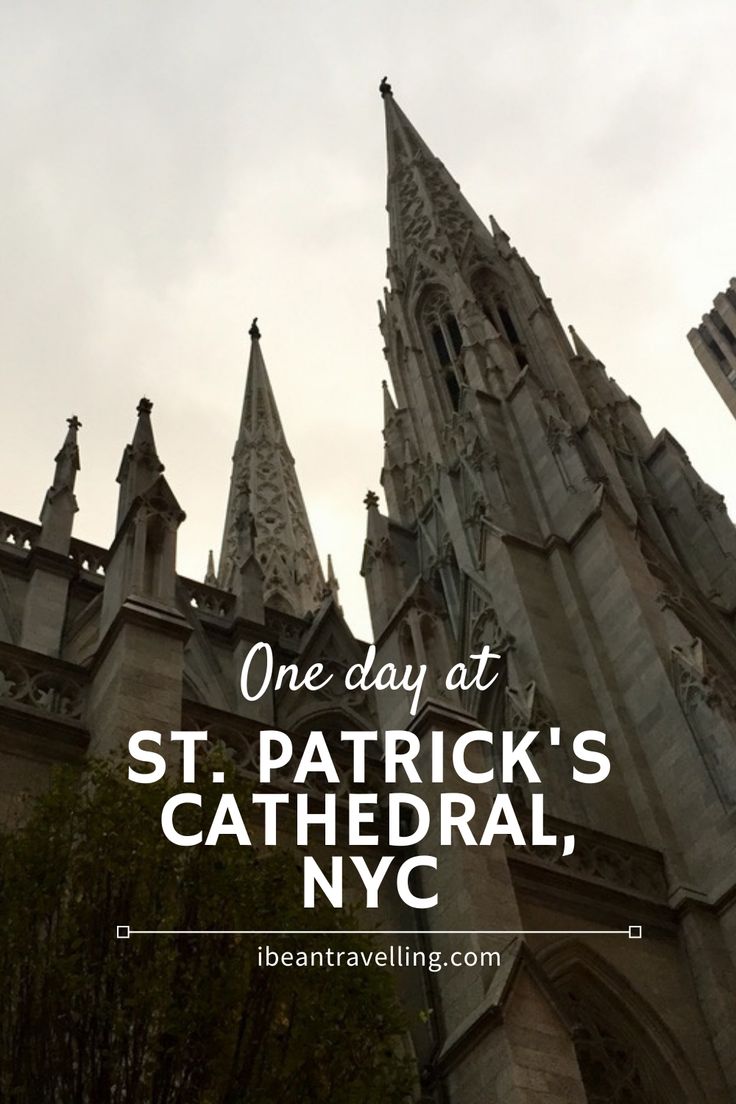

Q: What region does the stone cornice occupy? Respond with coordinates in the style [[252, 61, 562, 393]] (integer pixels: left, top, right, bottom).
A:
[[90, 595, 192, 674], [26, 545, 77, 580]]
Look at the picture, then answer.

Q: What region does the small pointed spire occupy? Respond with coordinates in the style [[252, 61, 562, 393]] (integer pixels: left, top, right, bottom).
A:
[[321, 553, 342, 610], [361, 489, 405, 637], [489, 213, 513, 258], [51, 415, 81, 497], [568, 325, 597, 362], [38, 415, 81, 553], [116, 398, 165, 529], [204, 549, 217, 586], [382, 379, 397, 422], [219, 325, 325, 616], [364, 489, 390, 545], [489, 213, 510, 244]]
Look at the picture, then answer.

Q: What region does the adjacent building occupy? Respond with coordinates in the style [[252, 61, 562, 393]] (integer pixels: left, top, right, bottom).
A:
[[688, 278, 736, 420]]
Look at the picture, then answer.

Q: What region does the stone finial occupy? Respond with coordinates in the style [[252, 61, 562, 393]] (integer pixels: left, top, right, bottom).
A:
[[379, 76, 393, 98], [67, 414, 82, 432], [568, 325, 596, 362], [116, 397, 165, 530], [249, 317, 261, 340], [364, 489, 380, 510], [489, 214, 510, 242], [321, 553, 342, 609], [205, 549, 217, 586]]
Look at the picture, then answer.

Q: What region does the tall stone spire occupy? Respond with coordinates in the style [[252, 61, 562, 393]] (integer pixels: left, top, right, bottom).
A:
[[115, 398, 164, 530], [218, 318, 324, 617], [381, 78, 493, 269], [367, 87, 736, 1101]]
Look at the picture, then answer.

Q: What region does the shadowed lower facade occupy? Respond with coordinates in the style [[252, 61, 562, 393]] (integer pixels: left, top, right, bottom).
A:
[[1, 84, 736, 1102]]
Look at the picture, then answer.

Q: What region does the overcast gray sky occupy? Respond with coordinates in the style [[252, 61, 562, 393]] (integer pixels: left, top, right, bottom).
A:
[[2, 0, 735, 639]]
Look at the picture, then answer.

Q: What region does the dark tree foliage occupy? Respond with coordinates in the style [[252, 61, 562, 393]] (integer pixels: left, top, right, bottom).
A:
[[0, 756, 415, 1103]]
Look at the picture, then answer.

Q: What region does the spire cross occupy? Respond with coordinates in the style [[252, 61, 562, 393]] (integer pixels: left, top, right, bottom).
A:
[[379, 76, 393, 98], [137, 397, 153, 416], [364, 489, 380, 510], [67, 415, 82, 431], [249, 317, 261, 340]]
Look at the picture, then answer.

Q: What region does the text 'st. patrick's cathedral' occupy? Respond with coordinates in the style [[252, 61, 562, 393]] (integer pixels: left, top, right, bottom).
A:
[[2, 81, 736, 1103]]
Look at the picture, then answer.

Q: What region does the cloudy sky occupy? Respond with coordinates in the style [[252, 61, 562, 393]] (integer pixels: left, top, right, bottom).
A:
[[2, 0, 735, 638]]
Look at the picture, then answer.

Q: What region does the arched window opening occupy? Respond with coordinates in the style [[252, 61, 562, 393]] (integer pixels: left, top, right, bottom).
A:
[[567, 990, 664, 1104], [399, 620, 417, 670], [143, 516, 165, 596], [431, 324, 451, 367], [498, 305, 519, 345], [420, 288, 464, 411], [543, 948, 698, 1104], [471, 269, 528, 369], [419, 613, 436, 655], [445, 313, 463, 356], [497, 303, 527, 368], [444, 370, 460, 410]]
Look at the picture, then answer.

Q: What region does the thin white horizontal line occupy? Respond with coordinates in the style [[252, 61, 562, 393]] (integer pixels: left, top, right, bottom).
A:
[[123, 928, 634, 936]]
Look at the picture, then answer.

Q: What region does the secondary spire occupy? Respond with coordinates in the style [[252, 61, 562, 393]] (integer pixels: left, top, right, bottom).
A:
[[218, 318, 325, 617]]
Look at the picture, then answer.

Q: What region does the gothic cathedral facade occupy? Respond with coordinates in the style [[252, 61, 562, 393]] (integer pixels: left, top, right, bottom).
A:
[[1, 83, 735, 1103]]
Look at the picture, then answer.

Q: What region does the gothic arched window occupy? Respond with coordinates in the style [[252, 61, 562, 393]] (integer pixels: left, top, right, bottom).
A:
[[544, 947, 700, 1104], [420, 288, 465, 411], [399, 620, 417, 670], [569, 992, 663, 1104], [471, 269, 528, 369]]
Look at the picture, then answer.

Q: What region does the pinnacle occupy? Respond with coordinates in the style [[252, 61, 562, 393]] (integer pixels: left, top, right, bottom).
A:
[[115, 398, 165, 530], [205, 549, 217, 586], [47, 415, 81, 500], [489, 214, 510, 244], [569, 325, 596, 362], [38, 415, 81, 551], [322, 553, 341, 608]]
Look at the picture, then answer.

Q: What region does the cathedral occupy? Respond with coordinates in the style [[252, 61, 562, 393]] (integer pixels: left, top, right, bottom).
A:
[[1, 80, 736, 1103]]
